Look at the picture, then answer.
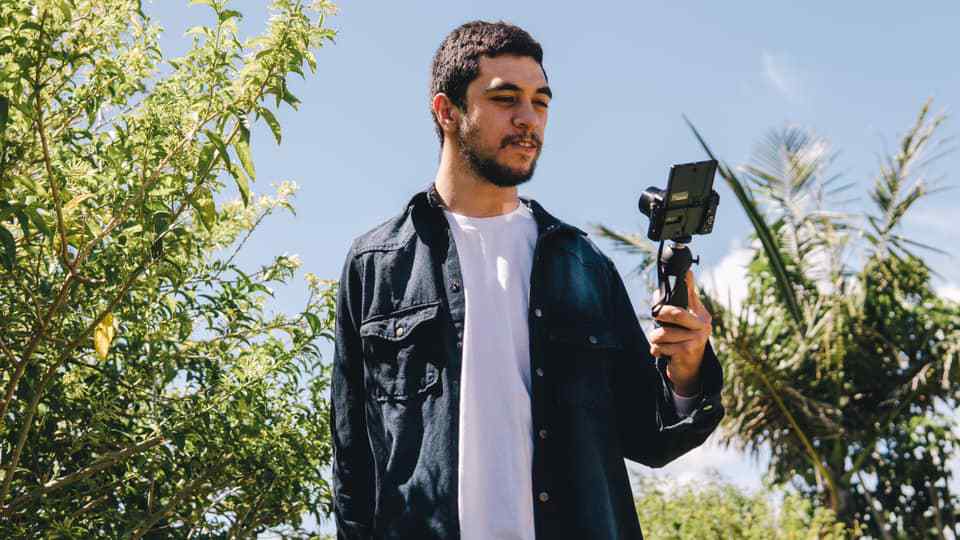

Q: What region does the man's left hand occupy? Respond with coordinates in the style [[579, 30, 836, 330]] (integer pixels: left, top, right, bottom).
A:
[[649, 270, 713, 396]]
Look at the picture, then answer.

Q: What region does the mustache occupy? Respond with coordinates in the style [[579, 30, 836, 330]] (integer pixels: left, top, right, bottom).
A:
[[500, 134, 542, 149]]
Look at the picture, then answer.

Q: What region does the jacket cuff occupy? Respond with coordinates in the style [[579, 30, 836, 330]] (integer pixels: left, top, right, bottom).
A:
[[656, 340, 723, 429]]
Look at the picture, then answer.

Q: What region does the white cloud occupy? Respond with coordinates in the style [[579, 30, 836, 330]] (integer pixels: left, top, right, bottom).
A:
[[762, 51, 803, 103], [628, 433, 768, 492], [939, 283, 960, 302], [702, 243, 753, 313]]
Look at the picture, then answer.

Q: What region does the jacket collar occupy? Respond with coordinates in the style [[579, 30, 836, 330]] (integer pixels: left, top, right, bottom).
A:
[[406, 181, 587, 238]]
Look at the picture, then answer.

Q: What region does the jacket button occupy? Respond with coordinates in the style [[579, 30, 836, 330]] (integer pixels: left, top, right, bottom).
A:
[[538, 492, 549, 502], [539, 429, 548, 439], [535, 368, 544, 377], [533, 308, 542, 318], [588, 335, 598, 344], [457, 340, 462, 349], [451, 280, 461, 292], [396, 326, 405, 337]]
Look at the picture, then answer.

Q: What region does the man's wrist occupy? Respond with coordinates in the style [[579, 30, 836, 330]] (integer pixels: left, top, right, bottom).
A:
[[666, 364, 700, 396]]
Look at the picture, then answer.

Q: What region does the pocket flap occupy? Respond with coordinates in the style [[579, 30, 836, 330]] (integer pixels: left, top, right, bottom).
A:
[[360, 302, 440, 341], [548, 327, 623, 350]]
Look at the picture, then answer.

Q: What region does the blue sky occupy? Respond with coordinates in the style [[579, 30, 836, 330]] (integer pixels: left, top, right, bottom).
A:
[[146, 0, 960, 531]]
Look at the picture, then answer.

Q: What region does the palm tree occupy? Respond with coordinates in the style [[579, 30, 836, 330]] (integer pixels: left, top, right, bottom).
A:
[[595, 101, 960, 539]]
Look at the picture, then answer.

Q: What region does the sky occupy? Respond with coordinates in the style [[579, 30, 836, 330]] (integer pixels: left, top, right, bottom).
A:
[[144, 0, 960, 532]]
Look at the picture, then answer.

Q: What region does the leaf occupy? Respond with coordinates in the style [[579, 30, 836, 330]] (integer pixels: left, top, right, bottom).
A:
[[235, 128, 255, 181], [0, 95, 8, 134], [57, 0, 72, 20], [196, 144, 215, 177], [219, 9, 242, 22], [94, 312, 116, 360], [27, 207, 51, 238], [205, 129, 231, 170], [0, 225, 15, 270], [14, 208, 30, 238], [281, 87, 301, 109], [62, 192, 94, 215], [189, 0, 216, 7], [304, 312, 322, 334], [258, 107, 282, 144], [233, 168, 250, 207], [190, 188, 216, 231]]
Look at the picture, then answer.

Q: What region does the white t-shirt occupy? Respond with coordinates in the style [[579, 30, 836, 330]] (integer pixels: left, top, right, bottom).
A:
[[443, 201, 698, 540]]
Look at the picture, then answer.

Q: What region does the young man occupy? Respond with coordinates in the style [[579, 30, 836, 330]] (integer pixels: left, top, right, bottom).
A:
[[331, 21, 724, 540]]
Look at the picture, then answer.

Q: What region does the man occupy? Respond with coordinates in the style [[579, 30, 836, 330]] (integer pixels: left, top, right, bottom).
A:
[[331, 21, 724, 540]]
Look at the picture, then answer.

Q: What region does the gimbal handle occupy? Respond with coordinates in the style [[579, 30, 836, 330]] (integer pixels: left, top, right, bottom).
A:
[[652, 240, 698, 322]]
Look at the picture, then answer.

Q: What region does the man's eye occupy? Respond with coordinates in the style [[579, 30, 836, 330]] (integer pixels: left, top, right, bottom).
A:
[[536, 101, 550, 108], [492, 96, 515, 103]]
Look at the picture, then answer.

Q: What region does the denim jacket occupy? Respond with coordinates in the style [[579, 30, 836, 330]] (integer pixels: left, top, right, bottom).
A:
[[331, 183, 724, 539]]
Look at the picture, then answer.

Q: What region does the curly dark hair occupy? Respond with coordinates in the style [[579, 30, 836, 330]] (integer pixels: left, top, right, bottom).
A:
[[429, 21, 547, 146]]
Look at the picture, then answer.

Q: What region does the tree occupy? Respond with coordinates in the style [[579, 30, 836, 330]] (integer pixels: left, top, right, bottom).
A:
[[633, 474, 847, 539], [596, 102, 960, 538], [0, 0, 337, 537]]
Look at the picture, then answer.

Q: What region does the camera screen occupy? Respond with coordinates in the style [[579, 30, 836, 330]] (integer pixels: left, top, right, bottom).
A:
[[662, 160, 717, 239]]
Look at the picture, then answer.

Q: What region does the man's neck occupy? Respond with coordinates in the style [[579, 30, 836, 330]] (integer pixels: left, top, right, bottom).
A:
[[433, 143, 519, 218]]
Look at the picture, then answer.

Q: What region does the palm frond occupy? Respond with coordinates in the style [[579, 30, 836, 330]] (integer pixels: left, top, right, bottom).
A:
[[867, 99, 949, 258], [589, 223, 657, 277], [684, 116, 806, 332]]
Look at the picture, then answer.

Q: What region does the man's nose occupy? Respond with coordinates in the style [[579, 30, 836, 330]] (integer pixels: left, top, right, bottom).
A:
[[512, 101, 539, 130]]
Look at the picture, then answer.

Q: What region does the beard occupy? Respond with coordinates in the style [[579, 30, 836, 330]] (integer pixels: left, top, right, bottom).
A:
[[456, 117, 541, 188]]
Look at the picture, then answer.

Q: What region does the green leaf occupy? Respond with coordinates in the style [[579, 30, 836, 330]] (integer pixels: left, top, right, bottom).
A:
[[57, 0, 72, 21], [281, 87, 301, 109], [0, 225, 14, 270], [196, 144, 216, 177], [258, 107, 282, 144], [26, 207, 50, 238], [304, 312, 322, 334], [190, 188, 216, 230], [0, 95, 8, 134], [205, 129, 231, 170], [189, 0, 216, 8], [233, 166, 250, 207], [219, 9, 242, 22], [235, 124, 255, 181], [14, 208, 30, 239]]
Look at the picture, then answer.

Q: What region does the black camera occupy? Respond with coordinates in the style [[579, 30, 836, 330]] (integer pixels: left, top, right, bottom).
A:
[[638, 159, 719, 242]]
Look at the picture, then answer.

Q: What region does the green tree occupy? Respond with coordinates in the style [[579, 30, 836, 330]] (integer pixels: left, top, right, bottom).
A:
[[596, 102, 960, 538], [0, 0, 337, 537], [634, 474, 847, 539]]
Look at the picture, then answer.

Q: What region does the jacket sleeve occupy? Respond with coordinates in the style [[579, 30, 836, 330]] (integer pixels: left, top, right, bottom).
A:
[[331, 245, 376, 538], [604, 256, 725, 468]]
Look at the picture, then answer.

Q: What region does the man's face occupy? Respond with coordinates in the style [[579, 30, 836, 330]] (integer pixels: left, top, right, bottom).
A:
[[454, 54, 551, 187]]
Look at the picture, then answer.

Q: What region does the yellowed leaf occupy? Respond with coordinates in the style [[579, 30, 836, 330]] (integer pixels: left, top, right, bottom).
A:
[[62, 192, 94, 216], [94, 312, 115, 359]]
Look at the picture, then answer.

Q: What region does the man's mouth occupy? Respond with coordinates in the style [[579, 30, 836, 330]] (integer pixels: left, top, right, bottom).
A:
[[504, 138, 540, 151]]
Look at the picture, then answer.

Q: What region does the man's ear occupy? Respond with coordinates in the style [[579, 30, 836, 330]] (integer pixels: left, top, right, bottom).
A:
[[432, 93, 460, 134]]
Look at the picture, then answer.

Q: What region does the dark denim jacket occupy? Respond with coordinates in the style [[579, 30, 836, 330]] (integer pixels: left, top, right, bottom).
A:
[[331, 183, 724, 539]]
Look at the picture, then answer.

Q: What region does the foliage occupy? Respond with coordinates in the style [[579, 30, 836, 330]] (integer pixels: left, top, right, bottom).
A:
[[634, 474, 848, 539], [0, 0, 338, 537], [596, 102, 960, 538]]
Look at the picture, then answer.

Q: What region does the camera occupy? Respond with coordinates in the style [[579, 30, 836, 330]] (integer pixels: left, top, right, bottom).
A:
[[638, 159, 719, 242]]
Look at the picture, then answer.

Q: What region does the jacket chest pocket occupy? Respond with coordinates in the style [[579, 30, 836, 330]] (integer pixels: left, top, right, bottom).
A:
[[547, 327, 623, 410], [359, 302, 442, 402]]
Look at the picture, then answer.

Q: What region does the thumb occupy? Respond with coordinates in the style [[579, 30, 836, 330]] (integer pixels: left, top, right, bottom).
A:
[[685, 270, 703, 311]]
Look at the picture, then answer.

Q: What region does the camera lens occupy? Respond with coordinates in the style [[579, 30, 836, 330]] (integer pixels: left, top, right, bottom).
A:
[[638, 187, 664, 217]]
